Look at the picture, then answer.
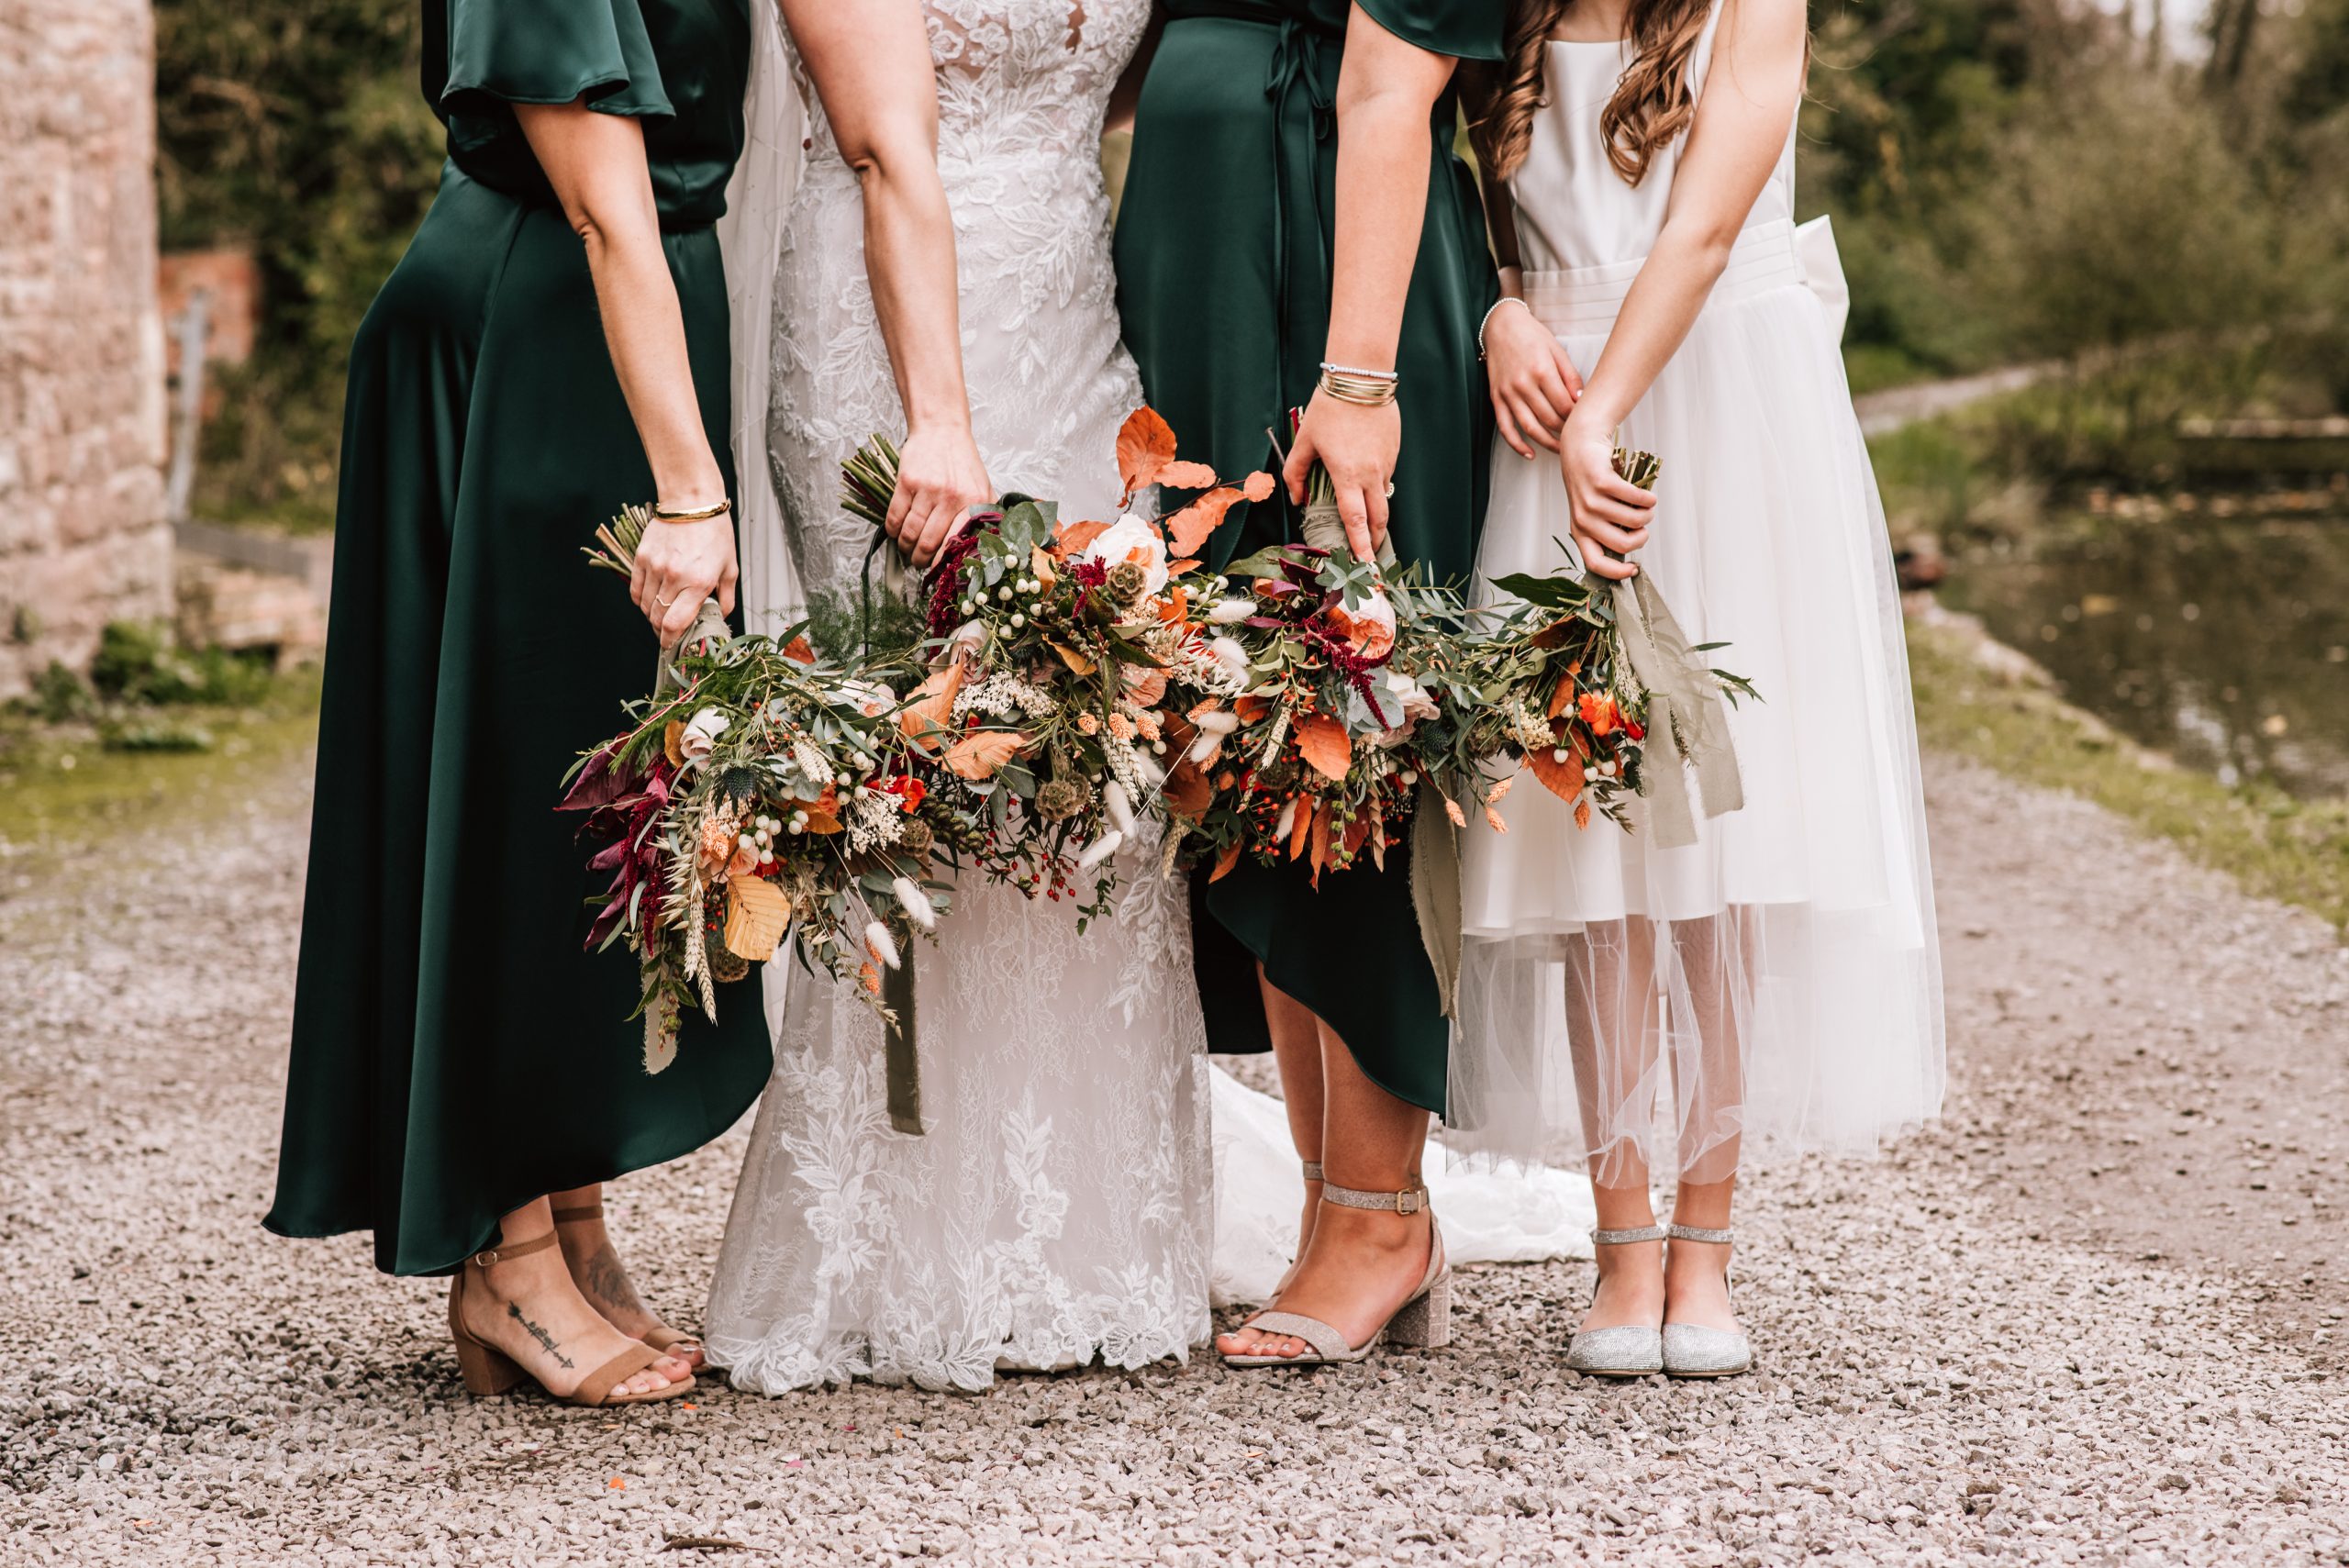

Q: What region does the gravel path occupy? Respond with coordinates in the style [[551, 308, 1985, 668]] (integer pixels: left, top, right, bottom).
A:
[[3, 751, 2345, 1567]]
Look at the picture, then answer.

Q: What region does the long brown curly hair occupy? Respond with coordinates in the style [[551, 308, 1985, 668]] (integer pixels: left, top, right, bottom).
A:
[[1474, 0, 1716, 186]]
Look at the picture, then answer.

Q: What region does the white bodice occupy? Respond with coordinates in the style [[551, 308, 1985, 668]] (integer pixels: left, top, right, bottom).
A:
[[794, 2, 1147, 182], [1508, 7, 1797, 274]]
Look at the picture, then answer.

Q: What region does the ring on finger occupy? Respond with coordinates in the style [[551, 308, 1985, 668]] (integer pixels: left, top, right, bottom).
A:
[[654, 591, 675, 608], [1383, 481, 1396, 497]]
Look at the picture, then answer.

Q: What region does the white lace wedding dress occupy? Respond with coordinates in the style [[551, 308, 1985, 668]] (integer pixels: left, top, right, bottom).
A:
[[703, 0, 1596, 1395], [701, 0, 1216, 1395]]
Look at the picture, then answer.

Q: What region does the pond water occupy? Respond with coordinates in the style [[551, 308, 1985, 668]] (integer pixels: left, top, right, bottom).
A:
[[1940, 506, 2349, 802]]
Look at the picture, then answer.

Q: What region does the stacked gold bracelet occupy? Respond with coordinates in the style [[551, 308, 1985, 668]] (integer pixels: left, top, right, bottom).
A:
[[651, 497, 733, 523], [1318, 361, 1399, 407]]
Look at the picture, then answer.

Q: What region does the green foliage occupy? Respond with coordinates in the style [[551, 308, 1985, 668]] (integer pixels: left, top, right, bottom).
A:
[[157, 0, 442, 526], [90, 622, 277, 708], [29, 662, 93, 725]]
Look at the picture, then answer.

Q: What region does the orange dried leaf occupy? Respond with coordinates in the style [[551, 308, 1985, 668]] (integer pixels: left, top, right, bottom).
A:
[[662, 720, 686, 769], [1052, 640, 1097, 676], [1233, 693, 1272, 726], [1546, 681, 1576, 720], [1030, 546, 1058, 587], [900, 663, 965, 751], [1211, 841, 1242, 883], [1125, 668, 1168, 707], [1241, 469, 1277, 503], [1528, 746, 1586, 805], [1308, 802, 1334, 885], [1163, 757, 1213, 818], [1156, 459, 1219, 491], [1165, 487, 1243, 558], [943, 728, 1025, 780], [1117, 407, 1178, 499], [781, 635, 817, 665], [1165, 557, 1202, 574], [1293, 711, 1352, 784], [1287, 795, 1314, 862], [723, 875, 793, 962], [1058, 517, 1111, 554]]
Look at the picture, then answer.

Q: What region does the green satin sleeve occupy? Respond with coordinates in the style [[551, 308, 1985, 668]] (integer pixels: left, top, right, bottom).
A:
[[1353, 0, 1505, 61], [440, 0, 674, 118]]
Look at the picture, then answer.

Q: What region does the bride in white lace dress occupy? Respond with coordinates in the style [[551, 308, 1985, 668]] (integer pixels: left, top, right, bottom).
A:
[[701, 0, 1215, 1394]]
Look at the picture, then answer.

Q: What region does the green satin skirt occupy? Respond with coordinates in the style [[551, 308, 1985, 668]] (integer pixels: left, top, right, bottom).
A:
[[1116, 16, 1495, 1113], [264, 165, 771, 1276]]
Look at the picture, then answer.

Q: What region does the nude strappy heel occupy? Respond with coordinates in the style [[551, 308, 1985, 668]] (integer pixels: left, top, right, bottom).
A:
[[1241, 1159, 1323, 1326], [1221, 1179, 1450, 1369], [550, 1201, 703, 1362], [446, 1231, 694, 1406]]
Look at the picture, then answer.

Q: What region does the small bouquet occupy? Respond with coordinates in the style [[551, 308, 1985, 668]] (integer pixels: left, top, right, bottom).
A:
[[565, 506, 964, 1078], [1453, 446, 1755, 845], [841, 410, 1278, 920]]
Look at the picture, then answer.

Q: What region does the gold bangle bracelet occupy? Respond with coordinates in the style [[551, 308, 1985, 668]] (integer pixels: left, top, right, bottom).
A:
[[651, 497, 733, 522], [1319, 372, 1399, 407]]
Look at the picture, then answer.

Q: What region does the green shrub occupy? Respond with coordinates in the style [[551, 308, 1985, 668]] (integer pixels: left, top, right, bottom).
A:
[[89, 622, 276, 708]]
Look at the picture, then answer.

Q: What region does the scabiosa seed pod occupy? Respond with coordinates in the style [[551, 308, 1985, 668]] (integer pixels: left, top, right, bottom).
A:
[[1036, 776, 1088, 820], [1106, 561, 1149, 603]]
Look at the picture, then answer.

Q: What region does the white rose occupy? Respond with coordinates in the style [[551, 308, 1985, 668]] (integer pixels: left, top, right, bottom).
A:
[[1076, 514, 1169, 595]]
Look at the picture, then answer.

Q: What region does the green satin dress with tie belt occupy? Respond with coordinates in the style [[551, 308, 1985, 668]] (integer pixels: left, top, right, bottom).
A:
[[263, 0, 771, 1277], [1113, 0, 1501, 1114]]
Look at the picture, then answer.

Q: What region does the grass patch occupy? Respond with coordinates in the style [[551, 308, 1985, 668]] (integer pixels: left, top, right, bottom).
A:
[[0, 665, 322, 862], [1907, 616, 2349, 932]]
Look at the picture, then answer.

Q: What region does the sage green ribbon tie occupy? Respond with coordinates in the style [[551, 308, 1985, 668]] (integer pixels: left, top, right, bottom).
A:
[[1609, 573, 1745, 850]]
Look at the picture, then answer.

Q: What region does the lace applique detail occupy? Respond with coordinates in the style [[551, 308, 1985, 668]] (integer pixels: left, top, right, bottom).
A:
[[707, 0, 1212, 1396]]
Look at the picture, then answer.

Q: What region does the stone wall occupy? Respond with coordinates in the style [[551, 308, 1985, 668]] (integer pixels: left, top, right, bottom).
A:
[[0, 0, 169, 699]]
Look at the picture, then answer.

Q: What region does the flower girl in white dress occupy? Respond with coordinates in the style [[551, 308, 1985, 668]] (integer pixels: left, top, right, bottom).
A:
[[1454, 0, 1944, 1377]]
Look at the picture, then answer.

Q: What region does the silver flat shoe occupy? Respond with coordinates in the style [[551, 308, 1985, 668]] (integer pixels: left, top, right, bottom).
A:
[[1221, 1180, 1450, 1369], [1661, 1223, 1752, 1378], [1565, 1225, 1664, 1377]]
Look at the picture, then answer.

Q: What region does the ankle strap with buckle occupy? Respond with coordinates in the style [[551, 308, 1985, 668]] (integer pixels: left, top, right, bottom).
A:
[[1321, 1180, 1429, 1216], [469, 1230, 561, 1268]]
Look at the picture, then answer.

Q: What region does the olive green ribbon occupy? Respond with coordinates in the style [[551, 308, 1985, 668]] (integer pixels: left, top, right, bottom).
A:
[[1609, 573, 1744, 849]]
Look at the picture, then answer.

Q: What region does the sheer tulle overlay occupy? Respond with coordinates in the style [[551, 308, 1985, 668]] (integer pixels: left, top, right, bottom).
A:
[[1446, 25, 1943, 1184], [703, 0, 1217, 1395]]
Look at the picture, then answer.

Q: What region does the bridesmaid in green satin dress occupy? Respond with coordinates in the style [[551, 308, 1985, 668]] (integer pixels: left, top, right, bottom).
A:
[[264, 0, 769, 1406], [1116, 0, 1502, 1364]]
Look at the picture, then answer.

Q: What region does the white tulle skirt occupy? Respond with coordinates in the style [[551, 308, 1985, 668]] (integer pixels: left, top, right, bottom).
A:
[[1449, 244, 1944, 1184]]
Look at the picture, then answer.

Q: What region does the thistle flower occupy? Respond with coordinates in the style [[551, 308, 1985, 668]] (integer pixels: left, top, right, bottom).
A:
[[891, 876, 937, 931], [864, 920, 902, 971]]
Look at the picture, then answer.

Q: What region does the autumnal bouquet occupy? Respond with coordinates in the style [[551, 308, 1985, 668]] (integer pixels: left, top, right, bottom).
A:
[[564, 506, 966, 1092], [839, 410, 1279, 921], [1450, 446, 1756, 848]]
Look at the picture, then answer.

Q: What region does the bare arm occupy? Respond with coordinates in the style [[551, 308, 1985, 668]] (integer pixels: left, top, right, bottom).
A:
[[1468, 120, 1584, 459], [1282, 5, 1457, 560], [515, 101, 736, 641], [1559, 0, 1806, 579], [784, 0, 991, 567]]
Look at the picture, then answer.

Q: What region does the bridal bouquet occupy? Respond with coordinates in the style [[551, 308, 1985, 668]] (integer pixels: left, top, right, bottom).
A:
[[841, 412, 1279, 920], [563, 506, 969, 1073]]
